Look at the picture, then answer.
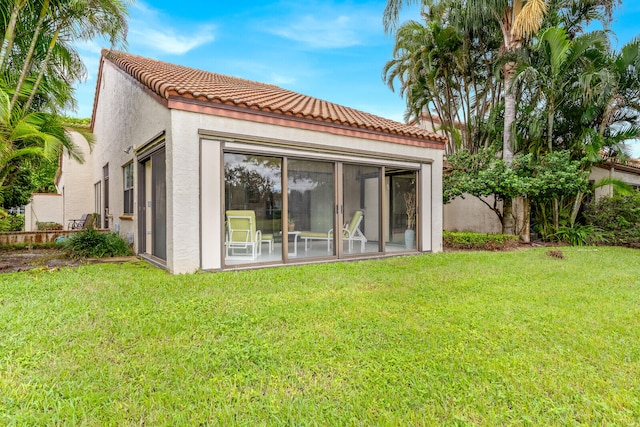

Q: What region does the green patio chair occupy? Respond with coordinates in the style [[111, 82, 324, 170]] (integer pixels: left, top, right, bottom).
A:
[[225, 210, 263, 260]]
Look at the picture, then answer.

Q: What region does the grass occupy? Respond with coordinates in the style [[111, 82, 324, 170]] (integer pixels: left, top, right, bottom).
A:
[[1, 247, 639, 425]]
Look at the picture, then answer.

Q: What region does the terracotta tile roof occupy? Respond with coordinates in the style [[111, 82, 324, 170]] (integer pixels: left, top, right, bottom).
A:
[[101, 49, 446, 143]]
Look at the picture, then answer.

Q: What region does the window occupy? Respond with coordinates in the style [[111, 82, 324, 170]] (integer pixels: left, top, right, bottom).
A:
[[123, 162, 134, 215], [103, 164, 109, 228]]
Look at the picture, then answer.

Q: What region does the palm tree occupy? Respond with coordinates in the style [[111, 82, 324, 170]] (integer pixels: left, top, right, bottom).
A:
[[515, 27, 610, 232], [0, 0, 128, 210], [384, 0, 548, 164], [383, 8, 503, 154]]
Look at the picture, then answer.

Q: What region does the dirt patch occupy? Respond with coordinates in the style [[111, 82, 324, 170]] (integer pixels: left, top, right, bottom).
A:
[[0, 248, 137, 273]]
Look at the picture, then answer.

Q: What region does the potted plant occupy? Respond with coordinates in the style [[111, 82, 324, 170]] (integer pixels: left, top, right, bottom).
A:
[[288, 217, 295, 232], [404, 192, 416, 249]]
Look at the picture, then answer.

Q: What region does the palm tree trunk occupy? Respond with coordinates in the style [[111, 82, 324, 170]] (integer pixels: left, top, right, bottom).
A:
[[548, 102, 559, 232], [518, 196, 530, 243], [502, 61, 517, 165], [10, 0, 50, 113], [570, 191, 584, 227], [0, 0, 28, 71], [24, 26, 60, 113]]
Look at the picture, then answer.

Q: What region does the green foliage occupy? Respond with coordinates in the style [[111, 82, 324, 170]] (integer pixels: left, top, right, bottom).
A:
[[443, 231, 519, 250], [0, 156, 58, 209], [444, 147, 526, 204], [513, 151, 589, 201], [0, 214, 24, 231], [36, 221, 62, 231], [444, 150, 589, 232], [552, 224, 606, 246], [62, 228, 132, 259], [583, 193, 640, 247]]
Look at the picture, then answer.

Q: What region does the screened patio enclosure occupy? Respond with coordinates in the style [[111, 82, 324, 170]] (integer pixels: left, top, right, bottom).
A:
[[223, 152, 419, 267]]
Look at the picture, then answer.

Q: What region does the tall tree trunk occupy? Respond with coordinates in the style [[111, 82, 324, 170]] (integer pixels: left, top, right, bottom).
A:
[[502, 62, 517, 165], [570, 191, 584, 227], [24, 27, 60, 113], [10, 0, 50, 113], [0, 0, 28, 71], [548, 101, 559, 233], [517, 196, 530, 243], [502, 197, 516, 235]]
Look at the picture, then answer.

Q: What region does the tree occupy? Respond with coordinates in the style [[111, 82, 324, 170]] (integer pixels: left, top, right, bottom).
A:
[[0, 0, 129, 211], [383, 6, 503, 154], [384, 0, 627, 239], [444, 148, 588, 234], [384, 0, 548, 164]]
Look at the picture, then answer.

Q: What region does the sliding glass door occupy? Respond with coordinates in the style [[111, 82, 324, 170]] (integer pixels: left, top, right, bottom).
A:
[[288, 160, 335, 259], [342, 164, 381, 255], [385, 170, 418, 252], [224, 154, 283, 265], [222, 151, 418, 266]]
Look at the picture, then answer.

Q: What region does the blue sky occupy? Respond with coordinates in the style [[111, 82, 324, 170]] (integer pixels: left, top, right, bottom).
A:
[[71, 1, 640, 150]]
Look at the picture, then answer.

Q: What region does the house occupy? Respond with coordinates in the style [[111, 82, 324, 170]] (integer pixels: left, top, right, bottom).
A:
[[62, 50, 447, 273], [590, 160, 640, 198]]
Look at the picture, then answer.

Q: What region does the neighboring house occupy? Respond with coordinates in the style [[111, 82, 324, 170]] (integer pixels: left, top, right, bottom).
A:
[[590, 161, 640, 198], [24, 193, 63, 231], [60, 50, 447, 273], [55, 131, 95, 230]]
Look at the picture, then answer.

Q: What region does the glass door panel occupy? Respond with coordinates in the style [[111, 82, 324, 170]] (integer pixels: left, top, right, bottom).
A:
[[224, 154, 282, 265], [343, 164, 381, 254], [288, 160, 335, 259], [385, 170, 417, 252]]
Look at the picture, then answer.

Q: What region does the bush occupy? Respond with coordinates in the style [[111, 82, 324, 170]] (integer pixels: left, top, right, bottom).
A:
[[0, 214, 25, 231], [552, 225, 605, 246], [36, 221, 63, 230], [583, 193, 640, 248], [443, 231, 519, 250], [63, 228, 132, 259]]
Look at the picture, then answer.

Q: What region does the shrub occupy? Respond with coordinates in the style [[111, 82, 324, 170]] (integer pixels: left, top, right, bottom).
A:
[[63, 228, 132, 259], [443, 231, 519, 250], [0, 214, 25, 231], [36, 221, 63, 230], [583, 194, 640, 248], [552, 224, 606, 246]]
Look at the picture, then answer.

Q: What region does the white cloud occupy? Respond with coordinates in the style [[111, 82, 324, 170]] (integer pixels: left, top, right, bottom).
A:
[[129, 26, 215, 55], [264, 1, 382, 50], [127, 2, 216, 55], [269, 73, 297, 86], [270, 14, 362, 49]]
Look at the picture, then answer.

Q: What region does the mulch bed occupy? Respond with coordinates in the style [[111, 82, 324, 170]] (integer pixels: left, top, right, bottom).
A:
[[0, 248, 137, 273]]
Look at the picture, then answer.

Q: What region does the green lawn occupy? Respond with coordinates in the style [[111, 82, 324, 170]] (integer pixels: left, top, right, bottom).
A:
[[1, 247, 639, 426]]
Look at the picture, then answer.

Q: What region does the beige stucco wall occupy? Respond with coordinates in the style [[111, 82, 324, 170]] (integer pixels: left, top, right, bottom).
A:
[[444, 195, 503, 234], [91, 60, 171, 247], [94, 60, 444, 274], [56, 132, 95, 229], [24, 194, 63, 231], [590, 165, 640, 199]]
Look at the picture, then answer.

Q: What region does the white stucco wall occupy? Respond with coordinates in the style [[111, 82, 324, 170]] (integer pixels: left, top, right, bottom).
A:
[[56, 132, 95, 229], [92, 61, 171, 249], [24, 194, 63, 231]]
